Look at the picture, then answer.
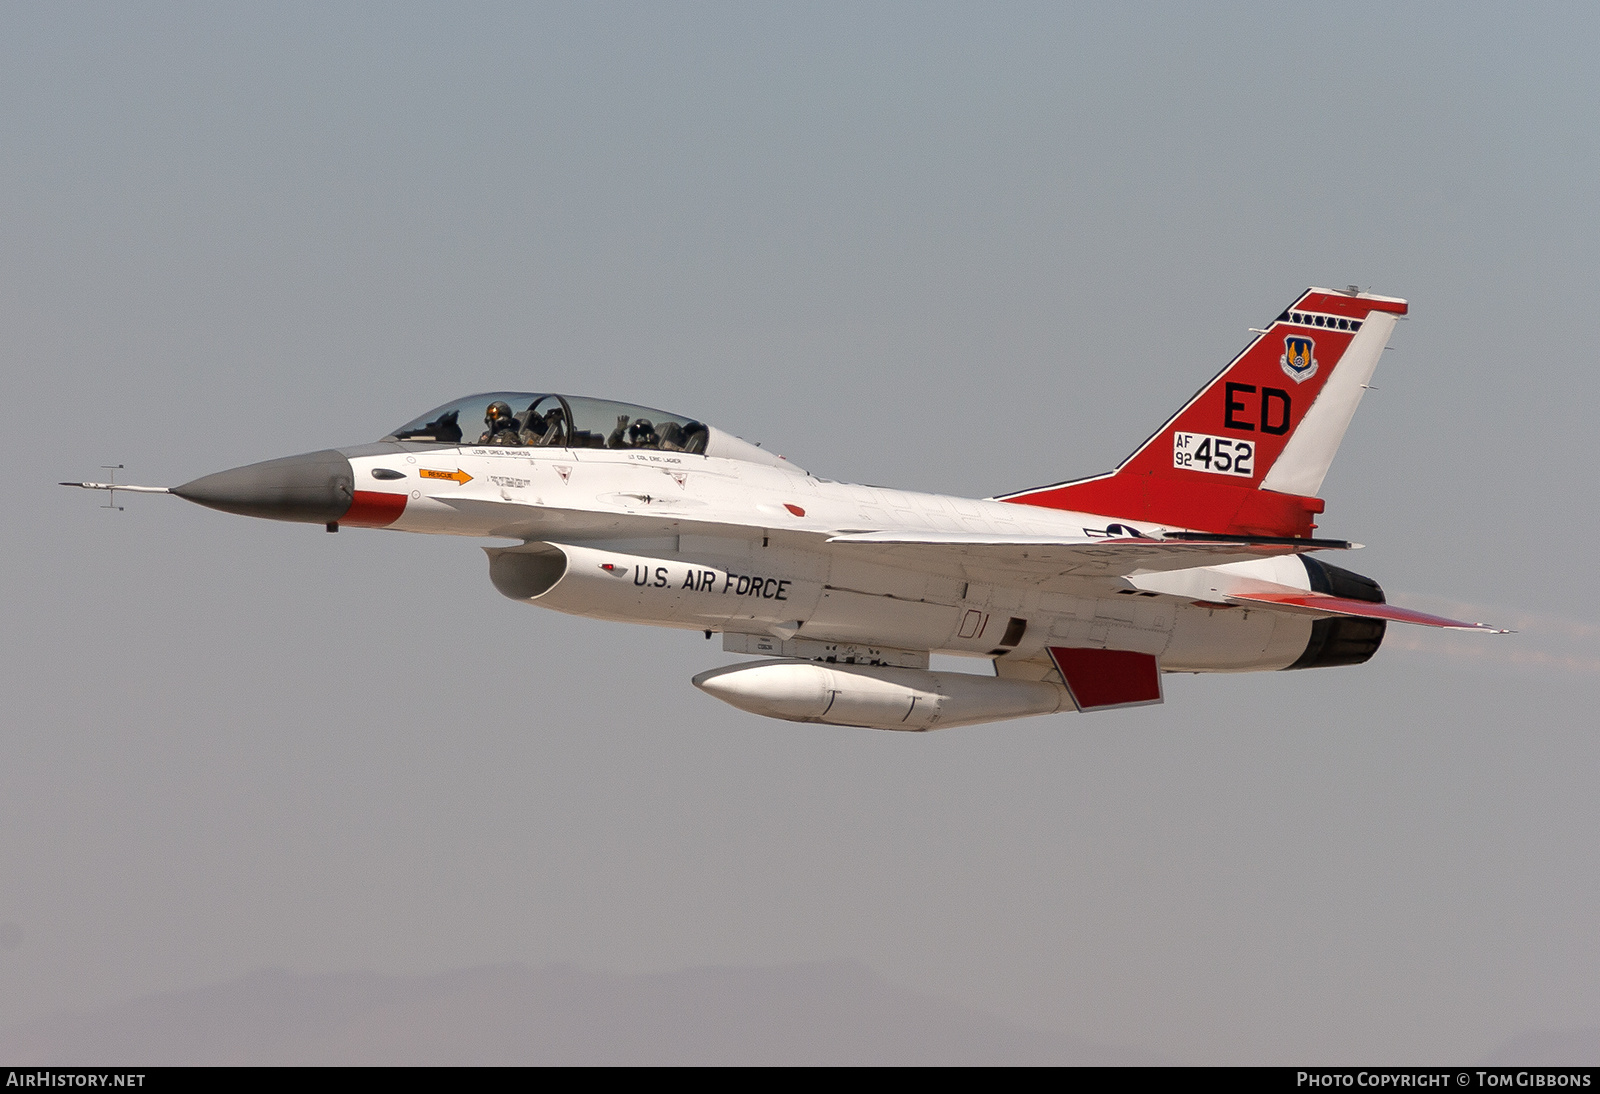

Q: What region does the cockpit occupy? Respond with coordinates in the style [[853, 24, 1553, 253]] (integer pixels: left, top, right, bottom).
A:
[[382, 392, 797, 470], [386, 393, 710, 453]]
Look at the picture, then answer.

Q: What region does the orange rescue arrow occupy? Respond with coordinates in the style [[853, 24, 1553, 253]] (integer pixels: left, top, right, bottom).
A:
[[419, 467, 473, 485]]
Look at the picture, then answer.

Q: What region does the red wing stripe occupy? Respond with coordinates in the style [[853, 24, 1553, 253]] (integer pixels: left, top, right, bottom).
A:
[[1227, 592, 1504, 631], [1046, 647, 1164, 712]]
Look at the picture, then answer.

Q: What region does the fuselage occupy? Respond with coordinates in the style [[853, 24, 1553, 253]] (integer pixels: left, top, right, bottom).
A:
[[335, 436, 1328, 676]]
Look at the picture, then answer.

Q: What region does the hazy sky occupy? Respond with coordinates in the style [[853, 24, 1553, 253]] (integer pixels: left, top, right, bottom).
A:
[[2, 2, 1596, 1064]]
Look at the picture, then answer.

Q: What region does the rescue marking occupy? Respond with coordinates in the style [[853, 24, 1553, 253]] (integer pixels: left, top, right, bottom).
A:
[[420, 468, 473, 485], [1173, 433, 1254, 477], [488, 475, 529, 488]]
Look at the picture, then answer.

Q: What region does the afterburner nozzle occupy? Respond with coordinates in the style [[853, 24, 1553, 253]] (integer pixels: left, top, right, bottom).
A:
[[172, 449, 355, 524]]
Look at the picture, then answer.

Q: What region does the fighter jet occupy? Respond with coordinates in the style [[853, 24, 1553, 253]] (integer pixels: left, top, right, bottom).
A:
[[66, 288, 1503, 730]]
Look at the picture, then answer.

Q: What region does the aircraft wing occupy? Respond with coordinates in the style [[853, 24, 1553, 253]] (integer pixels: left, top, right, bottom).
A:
[[822, 531, 1354, 579], [434, 496, 1383, 592]]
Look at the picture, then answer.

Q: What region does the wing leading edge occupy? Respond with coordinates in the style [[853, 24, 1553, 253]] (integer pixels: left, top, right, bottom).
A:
[[823, 531, 1353, 578]]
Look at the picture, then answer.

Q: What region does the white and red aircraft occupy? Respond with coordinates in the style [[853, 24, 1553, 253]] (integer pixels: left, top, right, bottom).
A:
[[68, 288, 1502, 730]]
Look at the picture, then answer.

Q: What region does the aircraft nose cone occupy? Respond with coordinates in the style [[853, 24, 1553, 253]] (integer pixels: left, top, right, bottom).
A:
[[173, 449, 355, 524]]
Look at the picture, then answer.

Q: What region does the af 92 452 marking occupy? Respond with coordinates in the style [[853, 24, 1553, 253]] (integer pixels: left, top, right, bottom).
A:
[[1173, 432, 1255, 477]]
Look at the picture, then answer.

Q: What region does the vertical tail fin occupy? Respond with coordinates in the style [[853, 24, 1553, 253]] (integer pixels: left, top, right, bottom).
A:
[[1000, 288, 1407, 537]]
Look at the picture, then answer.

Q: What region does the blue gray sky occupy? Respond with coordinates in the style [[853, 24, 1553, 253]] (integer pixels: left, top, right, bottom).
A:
[[2, 2, 1596, 1063]]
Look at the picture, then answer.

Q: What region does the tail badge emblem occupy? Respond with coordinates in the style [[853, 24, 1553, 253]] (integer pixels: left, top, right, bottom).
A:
[[1281, 336, 1318, 383]]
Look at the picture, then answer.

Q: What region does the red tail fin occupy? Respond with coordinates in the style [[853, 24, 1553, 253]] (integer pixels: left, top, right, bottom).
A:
[[1000, 288, 1408, 537]]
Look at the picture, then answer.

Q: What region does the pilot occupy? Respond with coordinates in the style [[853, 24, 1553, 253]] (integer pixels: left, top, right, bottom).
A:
[[524, 407, 565, 447], [607, 414, 631, 449], [478, 401, 523, 446], [657, 421, 686, 451], [627, 418, 660, 449], [521, 405, 551, 446]]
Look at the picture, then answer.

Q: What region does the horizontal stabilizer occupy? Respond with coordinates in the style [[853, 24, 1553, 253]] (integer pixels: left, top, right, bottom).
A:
[[1226, 590, 1507, 632]]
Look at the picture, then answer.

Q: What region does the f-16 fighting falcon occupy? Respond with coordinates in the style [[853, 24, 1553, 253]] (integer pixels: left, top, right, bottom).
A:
[[66, 288, 1504, 730]]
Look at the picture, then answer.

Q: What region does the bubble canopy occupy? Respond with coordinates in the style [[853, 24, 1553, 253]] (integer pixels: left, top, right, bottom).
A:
[[387, 392, 712, 454]]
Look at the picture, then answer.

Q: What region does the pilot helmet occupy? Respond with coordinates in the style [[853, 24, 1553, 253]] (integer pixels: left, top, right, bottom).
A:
[[628, 418, 655, 441], [485, 401, 515, 429]]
